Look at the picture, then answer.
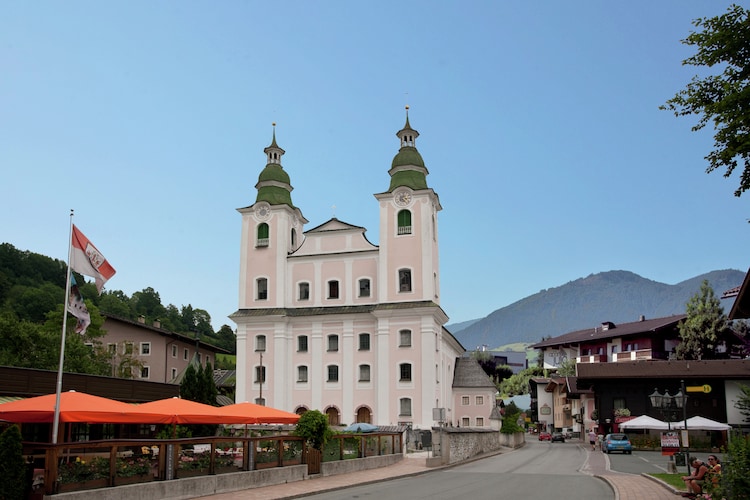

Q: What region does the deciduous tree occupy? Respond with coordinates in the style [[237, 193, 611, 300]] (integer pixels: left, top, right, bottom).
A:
[[662, 5, 750, 197]]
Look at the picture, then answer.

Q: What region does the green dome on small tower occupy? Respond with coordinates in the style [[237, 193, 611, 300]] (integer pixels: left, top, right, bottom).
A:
[[255, 124, 294, 207], [388, 106, 429, 192]]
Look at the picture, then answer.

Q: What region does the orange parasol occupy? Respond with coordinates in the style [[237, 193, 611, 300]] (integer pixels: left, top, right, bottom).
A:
[[0, 390, 159, 424], [219, 401, 300, 424], [134, 397, 228, 425]]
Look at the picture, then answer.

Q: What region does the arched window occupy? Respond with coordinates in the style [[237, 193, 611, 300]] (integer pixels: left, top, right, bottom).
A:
[[291, 228, 297, 248], [399, 269, 412, 292], [359, 364, 371, 382], [257, 278, 268, 300], [257, 223, 269, 247], [358, 333, 370, 351], [399, 398, 412, 416], [399, 363, 412, 382], [297, 365, 308, 383], [397, 210, 412, 235]]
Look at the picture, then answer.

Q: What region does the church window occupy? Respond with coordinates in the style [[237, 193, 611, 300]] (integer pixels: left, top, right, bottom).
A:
[[359, 333, 370, 351], [299, 282, 310, 300], [399, 269, 412, 292], [399, 330, 412, 347], [328, 335, 339, 352], [297, 365, 308, 383], [257, 278, 268, 300], [399, 363, 412, 382], [399, 398, 412, 416], [359, 278, 370, 297], [397, 210, 412, 235], [359, 364, 371, 382], [255, 365, 266, 383], [327, 365, 339, 382], [291, 228, 297, 248], [255, 335, 266, 352], [257, 223, 269, 247], [328, 280, 339, 299]]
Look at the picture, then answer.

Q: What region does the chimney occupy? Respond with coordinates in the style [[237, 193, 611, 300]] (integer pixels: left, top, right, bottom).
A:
[[153, 319, 161, 328], [639, 315, 645, 322], [138, 315, 145, 324]]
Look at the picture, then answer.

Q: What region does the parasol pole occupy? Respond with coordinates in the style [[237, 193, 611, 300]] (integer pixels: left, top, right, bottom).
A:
[[52, 210, 74, 444]]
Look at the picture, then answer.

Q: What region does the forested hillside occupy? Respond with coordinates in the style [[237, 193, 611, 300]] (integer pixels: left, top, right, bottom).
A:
[[0, 243, 235, 374]]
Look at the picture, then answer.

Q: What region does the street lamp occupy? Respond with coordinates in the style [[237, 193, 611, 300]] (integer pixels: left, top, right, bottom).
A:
[[649, 380, 688, 474]]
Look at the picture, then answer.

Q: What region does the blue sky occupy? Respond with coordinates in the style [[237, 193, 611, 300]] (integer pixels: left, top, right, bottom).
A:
[[2, 1, 748, 331]]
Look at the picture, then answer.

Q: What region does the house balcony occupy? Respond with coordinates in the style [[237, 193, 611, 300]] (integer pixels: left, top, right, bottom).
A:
[[612, 349, 663, 362], [576, 354, 608, 363]]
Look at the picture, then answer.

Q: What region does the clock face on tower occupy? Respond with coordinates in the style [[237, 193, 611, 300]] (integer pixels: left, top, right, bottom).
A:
[[256, 203, 271, 220], [394, 190, 412, 206]]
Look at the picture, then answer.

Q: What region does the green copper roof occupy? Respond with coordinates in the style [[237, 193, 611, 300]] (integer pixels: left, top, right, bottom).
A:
[[388, 169, 428, 191], [256, 185, 293, 206], [258, 163, 290, 184], [391, 147, 425, 169]]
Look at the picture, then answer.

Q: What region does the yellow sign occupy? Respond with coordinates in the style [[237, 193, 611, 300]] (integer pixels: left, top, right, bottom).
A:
[[686, 385, 712, 394]]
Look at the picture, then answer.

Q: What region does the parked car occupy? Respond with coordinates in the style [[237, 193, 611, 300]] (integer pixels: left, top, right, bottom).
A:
[[551, 432, 565, 443], [538, 432, 551, 441], [602, 433, 632, 454]]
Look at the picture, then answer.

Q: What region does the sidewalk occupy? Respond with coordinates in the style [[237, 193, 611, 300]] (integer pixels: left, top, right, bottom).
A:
[[200, 446, 682, 500], [580, 445, 681, 499]]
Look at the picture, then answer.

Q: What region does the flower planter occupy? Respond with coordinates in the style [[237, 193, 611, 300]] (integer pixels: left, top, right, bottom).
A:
[[58, 478, 108, 493], [177, 468, 209, 478], [115, 474, 155, 486]]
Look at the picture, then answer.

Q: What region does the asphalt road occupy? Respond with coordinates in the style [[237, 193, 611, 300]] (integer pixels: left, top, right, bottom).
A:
[[303, 440, 614, 500]]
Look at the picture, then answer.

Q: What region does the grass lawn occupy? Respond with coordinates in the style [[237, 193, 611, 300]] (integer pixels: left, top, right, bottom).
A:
[[648, 473, 685, 490]]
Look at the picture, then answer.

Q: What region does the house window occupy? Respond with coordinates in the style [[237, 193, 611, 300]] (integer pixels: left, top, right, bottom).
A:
[[327, 365, 339, 382], [108, 343, 116, 355], [462, 396, 470, 406], [298, 366, 308, 383], [197, 352, 201, 363], [183, 348, 189, 360], [140, 343, 151, 355], [124, 342, 134, 355], [476, 396, 484, 405], [255, 366, 266, 383], [399, 269, 412, 292], [359, 333, 370, 351], [399, 398, 412, 416], [399, 330, 412, 347], [327, 334, 339, 352], [462, 417, 470, 427], [399, 363, 412, 382], [476, 417, 484, 427], [397, 210, 412, 235], [140, 366, 150, 379], [298, 335, 308, 352], [613, 398, 626, 410], [171, 368, 177, 379], [299, 282, 310, 300], [256, 335, 266, 352], [171, 344, 177, 358], [359, 278, 370, 297], [256, 223, 269, 247], [328, 280, 339, 299], [257, 278, 268, 300], [359, 364, 371, 382]]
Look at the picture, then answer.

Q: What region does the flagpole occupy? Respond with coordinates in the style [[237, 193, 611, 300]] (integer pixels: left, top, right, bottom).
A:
[[52, 210, 74, 445]]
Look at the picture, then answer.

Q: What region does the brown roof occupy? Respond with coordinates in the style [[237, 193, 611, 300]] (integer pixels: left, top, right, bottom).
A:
[[576, 359, 750, 380], [529, 315, 686, 349]]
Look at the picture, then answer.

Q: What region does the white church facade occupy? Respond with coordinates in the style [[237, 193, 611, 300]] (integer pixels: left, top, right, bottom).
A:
[[231, 110, 496, 429]]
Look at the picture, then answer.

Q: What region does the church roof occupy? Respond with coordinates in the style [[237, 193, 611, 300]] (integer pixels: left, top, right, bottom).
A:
[[452, 357, 497, 389]]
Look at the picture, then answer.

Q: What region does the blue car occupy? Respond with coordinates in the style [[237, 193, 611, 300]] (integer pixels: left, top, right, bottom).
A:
[[602, 433, 632, 454]]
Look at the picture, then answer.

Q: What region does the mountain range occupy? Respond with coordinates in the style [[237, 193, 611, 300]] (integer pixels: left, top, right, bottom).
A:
[[448, 269, 746, 351]]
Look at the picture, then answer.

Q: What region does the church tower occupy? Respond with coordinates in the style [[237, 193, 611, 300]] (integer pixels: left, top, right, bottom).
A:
[[375, 106, 442, 305], [234, 125, 307, 403]]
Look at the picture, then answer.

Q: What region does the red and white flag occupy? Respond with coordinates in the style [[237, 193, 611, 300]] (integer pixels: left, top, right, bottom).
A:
[[67, 274, 91, 334], [70, 225, 116, 293]]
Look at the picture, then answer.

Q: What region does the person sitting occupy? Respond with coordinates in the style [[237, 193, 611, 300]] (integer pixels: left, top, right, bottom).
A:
[[706, 455, 722, 488], [681, 458, 709, 497]]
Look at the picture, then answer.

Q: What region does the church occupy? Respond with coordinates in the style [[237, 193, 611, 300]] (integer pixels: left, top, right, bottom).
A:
[[231, 109, 496, 429]]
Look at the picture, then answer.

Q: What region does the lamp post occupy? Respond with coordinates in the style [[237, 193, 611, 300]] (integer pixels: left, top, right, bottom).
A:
[[649, 381, 687, 474]]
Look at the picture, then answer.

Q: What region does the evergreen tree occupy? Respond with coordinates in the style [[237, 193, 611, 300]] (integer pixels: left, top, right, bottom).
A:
[[180, 363, 199, 401], [676, 280, 728, 360], [0, 424, 27, 500]]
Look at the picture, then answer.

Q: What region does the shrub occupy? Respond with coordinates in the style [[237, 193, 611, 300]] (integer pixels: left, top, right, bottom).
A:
[[294, 410, 332, 450]]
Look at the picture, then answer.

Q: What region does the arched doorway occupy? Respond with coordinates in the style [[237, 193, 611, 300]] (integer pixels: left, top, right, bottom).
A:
[[295, 406, 308, 415], [325, 406, 340, 425], [356, 406, 372, 423]]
